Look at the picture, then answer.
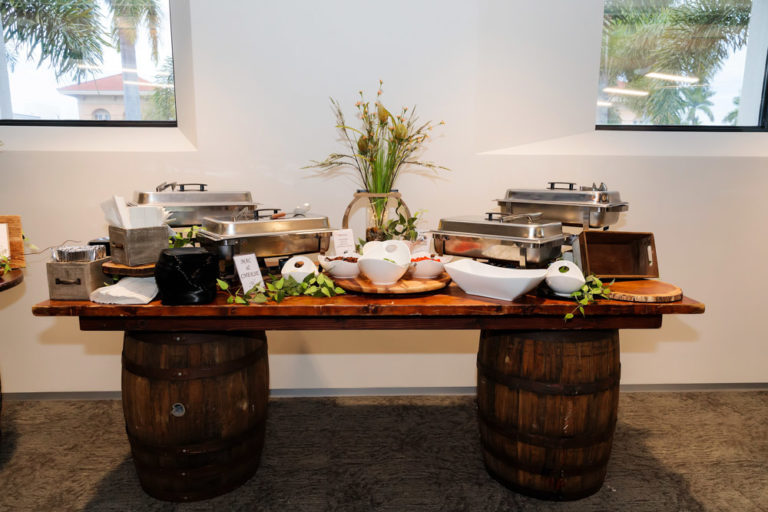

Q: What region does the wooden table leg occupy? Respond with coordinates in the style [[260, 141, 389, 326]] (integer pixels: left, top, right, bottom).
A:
[[476, 329, 620, 501], [121, 330, 270, 502]]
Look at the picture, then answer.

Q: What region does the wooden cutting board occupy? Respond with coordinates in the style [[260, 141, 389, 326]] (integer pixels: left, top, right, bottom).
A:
[[102, 261, 155, 277], [607, 280, 682, 303], [336, 272, 451, 294]]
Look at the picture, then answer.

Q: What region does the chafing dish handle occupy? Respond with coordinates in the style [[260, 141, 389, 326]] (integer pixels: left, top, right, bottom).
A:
[[253, 208, 282, 219], [485, 212, 504, 221], [547, 181, 577, 190], [502, 213, 544, 223], [177, 183, 207, 192]]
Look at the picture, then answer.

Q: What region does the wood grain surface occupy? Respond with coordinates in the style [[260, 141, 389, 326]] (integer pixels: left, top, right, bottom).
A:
[[607, 280, 683, 303], [0, 269, 23, 292], [102, 261, 156, 277], [335, 272, 451, 294], [33, 283, 704, 332], [0, 215, 25, 268]]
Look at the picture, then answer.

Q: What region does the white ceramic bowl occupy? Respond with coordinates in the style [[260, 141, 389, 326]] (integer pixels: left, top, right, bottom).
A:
[[318, 253, 361, 279], [545, 260, 586, 296], [361, 240, 411, 265], [358, 258, 409, 285], [281, 255, 317, 283], [444, 259, 547, 301], [409, 252, 451, 279]]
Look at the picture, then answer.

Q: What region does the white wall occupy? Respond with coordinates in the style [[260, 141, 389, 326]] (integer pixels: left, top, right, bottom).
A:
[[0, 0, 765, 393]]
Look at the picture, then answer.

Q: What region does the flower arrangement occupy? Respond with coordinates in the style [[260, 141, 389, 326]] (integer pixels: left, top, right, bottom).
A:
[[306, 81, 448, 239]]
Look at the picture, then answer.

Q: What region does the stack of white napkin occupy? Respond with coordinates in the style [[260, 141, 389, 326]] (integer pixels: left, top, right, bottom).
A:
[[90, 277, 158, 305], [100, 195, 173, 229]]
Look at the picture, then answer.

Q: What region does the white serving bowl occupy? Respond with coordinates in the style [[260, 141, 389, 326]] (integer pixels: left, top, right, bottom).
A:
[[358, 258, 409, 285], [281, 255, 317, 283], [318, 253, 361, 279], [545, 260, 586, 296], [360, 240, 411, 265], [409, 252, 452, 279], [444, 259, 547, 301]]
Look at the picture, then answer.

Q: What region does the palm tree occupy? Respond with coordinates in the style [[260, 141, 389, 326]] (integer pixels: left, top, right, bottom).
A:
[[723, 96, 739, 124], [148, 55, 174, 120], [683, 87, 715, 125], [104, 0, 160, 120], [601, 0, 751, 125], [0, 0, 105, 118]]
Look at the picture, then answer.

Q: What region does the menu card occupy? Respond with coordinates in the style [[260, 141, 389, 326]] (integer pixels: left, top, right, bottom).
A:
[[234, 254, 264, 292], [0, 224, 9, 258], [332, 229, 356, 255]]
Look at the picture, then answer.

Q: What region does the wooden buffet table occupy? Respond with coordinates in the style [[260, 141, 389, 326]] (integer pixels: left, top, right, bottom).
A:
[[33, 284, 704, 502]]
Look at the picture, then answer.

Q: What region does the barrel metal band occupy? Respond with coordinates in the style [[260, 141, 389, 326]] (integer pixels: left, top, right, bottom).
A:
[[130, 428, 264, 481], [122, 342, 267, 381], [477, 407, 616, 448], [477, 360, 618, 396], [127, 418, 266, 456], [481, 440, 611, 475]]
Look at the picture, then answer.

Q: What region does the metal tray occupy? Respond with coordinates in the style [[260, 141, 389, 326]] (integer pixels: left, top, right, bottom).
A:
[[135, 183, 259, 227], [432, 213, 564, 267], [497, 182, 628, 229]]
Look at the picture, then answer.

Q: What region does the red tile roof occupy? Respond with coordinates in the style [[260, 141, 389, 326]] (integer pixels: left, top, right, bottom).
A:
[[58, 73, 155, 93]]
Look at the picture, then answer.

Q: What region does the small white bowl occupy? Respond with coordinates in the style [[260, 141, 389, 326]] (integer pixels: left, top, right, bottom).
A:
[[318, 253, 361, 279], [444, 259, 546, 301], [358, 258, 409, 285], [545, 260, 586, 296], [281, 255, 317, 283], [409, 252, 451, 279]]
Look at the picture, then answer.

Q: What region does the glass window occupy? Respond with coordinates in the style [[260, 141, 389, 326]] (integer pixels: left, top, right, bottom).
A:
[[0, 0, 176, 124], [597, 0, 768, 129]]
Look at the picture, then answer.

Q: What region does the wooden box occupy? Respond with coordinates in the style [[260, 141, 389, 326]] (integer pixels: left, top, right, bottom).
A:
[[575, 231, 658, 279], [47, 257, 110, 300], [109, 226, 168, 267]]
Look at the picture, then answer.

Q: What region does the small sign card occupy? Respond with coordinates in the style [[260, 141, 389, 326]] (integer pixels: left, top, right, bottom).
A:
[[233, 254, 264, 292], [0, 224, 9, 259], [332, 229, 356, 255]]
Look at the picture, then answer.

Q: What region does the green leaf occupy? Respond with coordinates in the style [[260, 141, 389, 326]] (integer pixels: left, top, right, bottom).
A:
[[305, 286, 319, 295], [581, 285, 589, 292], [303, 273, 315, 284], [564, 313, 574, 320], [266, 283, 276, 292], [227, 296, 234, 304], [275, 291, 285, 303], [579, 306, 585, 316], [275, 278, 285, 290], [321, 287, 332, 297], [234, 296, 247, 305], [253, 294, 268, 304], [217, 279, 229, 291], [334, 287, 345, 294]]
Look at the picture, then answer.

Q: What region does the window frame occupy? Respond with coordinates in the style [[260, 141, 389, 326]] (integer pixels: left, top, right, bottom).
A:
[[596, 8, 768, 133], [0, 0, 178, 128]]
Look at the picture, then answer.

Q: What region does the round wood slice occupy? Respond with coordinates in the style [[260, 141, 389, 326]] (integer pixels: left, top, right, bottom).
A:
[[102, 261, 155, 277], [0, 269, 24, 292], [607, 280, 682, 303], [335, 272, 451, 294]]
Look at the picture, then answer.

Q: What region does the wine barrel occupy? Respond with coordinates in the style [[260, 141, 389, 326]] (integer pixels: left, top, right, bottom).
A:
[[122, 330, 269, 502], [476, 329, 620, 501]]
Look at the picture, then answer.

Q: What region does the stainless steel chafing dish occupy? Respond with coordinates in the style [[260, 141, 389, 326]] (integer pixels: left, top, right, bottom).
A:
[[432, 212, 564, 267], [497, 182, 628, 229], [196, 209, 333, 276], [135, 182, 259, 227]]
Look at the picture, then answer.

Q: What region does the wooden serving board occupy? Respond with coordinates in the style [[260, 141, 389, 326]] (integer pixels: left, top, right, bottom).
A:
[[607, 280, 682, 303], [335, 272, 451, 295], [102, 261, 155, 277]]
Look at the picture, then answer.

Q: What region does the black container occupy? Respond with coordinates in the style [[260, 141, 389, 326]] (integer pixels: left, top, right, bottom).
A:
[[154, 248, 218, 305]]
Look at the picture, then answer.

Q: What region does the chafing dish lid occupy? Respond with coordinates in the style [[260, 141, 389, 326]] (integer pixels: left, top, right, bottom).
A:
[[135, 183, 256, 206], [435, 214, 563, 241], [200, 214, 331, 237], [498, 182, 627, 208]]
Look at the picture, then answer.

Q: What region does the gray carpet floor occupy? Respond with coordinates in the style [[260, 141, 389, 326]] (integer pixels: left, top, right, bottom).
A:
[[0, 392, 766, 511]]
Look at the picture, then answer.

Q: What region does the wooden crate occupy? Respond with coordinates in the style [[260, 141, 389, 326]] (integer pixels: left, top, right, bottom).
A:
[[575, 231, 658, 279], [109, 226, 168, 267], [47, 257, 111, 300], [0, 215, 25, 268]]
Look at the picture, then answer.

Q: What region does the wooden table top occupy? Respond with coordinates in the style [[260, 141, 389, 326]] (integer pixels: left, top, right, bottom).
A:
[[0, 270, 23, 292], [32, 283, 704, 332]]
